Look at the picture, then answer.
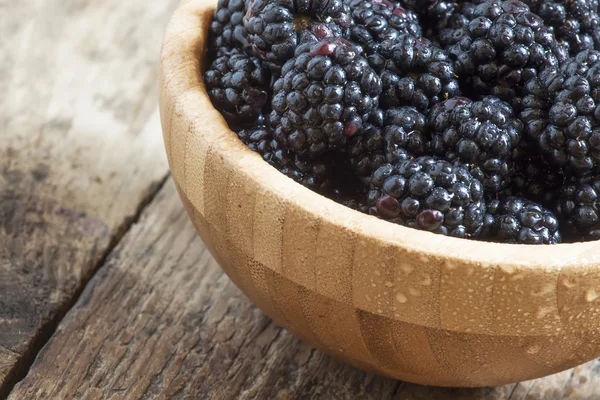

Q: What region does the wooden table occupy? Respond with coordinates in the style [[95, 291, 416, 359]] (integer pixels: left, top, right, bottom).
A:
[[1, 1, 599, 399]]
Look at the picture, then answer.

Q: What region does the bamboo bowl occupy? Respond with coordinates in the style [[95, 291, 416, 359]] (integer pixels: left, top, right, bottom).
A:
[[159, 0, 600, 387]]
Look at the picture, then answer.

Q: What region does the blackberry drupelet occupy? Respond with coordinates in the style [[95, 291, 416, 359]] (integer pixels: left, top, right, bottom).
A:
[[521, 0, 600, 55], [243, 0, 351, 69], [520, 50, 600, 176], [209, 0, 249, 53], [269, 38, 382, 159], [204, 49, 270, 128], [369, 35, 461, 111], [365, 156, 486, 238], [438, 0, 568, 102], [347, 107, 428, 175], [481, 196, 561, 244], [346, 0, 422, 56], [556, 177, 600, 241], [428, 96, 522, 193]]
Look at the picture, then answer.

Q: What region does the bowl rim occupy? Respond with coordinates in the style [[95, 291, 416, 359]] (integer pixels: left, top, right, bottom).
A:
[[160, 0, 600, 273]]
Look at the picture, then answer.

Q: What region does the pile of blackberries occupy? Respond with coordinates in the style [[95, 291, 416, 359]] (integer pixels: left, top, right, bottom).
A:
[[204, 0, 600, 244]]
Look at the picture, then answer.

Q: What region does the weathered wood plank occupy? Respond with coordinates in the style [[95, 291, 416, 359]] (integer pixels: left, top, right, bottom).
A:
[[0, 0, 177, 393], [10, 180, 599, 399]]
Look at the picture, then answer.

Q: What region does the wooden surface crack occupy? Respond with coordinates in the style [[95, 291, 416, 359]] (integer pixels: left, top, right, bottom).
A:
[[1, 174, 169, 399]]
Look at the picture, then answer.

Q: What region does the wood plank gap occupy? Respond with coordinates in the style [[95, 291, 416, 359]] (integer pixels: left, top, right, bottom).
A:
[[0, 174, 170, 400]]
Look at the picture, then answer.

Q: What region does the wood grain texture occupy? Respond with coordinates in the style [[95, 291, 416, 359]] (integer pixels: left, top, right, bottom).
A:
[[0, 0, 177, 393], [9, 180, 600, 399], [159, 0, 600, 387]]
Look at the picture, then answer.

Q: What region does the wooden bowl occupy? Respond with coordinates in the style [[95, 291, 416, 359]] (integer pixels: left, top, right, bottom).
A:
[[159, 0, 600, 387]]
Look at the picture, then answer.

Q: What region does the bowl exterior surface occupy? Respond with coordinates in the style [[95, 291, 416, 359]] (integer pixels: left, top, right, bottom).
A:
[[159, 0, 600, 387]]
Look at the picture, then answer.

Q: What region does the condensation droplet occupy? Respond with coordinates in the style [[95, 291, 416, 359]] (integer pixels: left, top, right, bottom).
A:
[[371, 283, 377, 288], [586, 288, 599, 302], [385, 281, 393, 287], [526, 343, 542, 354], [420, 274, 432, 286], [375, 270, 381, 276], [396, 292, 408, 303], [561, 277, 576, 289], [408, 287, 421, 297], [401, 264, 414, 275]]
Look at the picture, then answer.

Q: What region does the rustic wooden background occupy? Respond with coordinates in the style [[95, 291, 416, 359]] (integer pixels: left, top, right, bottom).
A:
[[1, 0, 599, 398]]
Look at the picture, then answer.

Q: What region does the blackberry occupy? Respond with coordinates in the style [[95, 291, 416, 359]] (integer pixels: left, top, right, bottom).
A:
[[428, 96, 522, 193], [556, 177, 600, 241], [520, 50, 600, 176], [438, 0, 568, 102], [346, 0, 422, 56], [347, 107, 427, 175], [238, 125, 338, 193], [365, 156, 486, 238], [209, 0, 249, 53], [205, 49, 270, 127], [243, 0, 351, 68], [401, 0, 456, 23], [368, 35, 461, 111], [508, 151, 564, 206], [522, 0, 600, 55], [269, 38, 382, 159], [481, 196, 561, 244]]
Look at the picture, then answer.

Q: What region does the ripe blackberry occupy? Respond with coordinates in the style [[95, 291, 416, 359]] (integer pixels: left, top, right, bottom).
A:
[[269, 38, 382, 159], [520, 50, 600, 176], [347, 107, 428, 175], [346, 0, 422, 56], [428, 96, 522, 193], [365, 156, 486, 238], [368, 35, 461, 111], [438, 0, 568, 102], [481, 196, 561, 244], [555, 177, 600, 241], [205, 49, 270, 128], [237, 125, 340, 193], [521, 0, 600, 55], [508, 149, 564, 206], [209, 0, 249, 53], [401, 0, 456, 23], [243, 0, 351, 68]]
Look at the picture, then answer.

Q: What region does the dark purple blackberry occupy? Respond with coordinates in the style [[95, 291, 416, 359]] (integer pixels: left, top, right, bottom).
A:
[[507, 151, 565, 206], [481, 196, 561, 244], [520, 50, 600, 176], [243, 0, 351, 69], [205, 49, 270, 128], [555, 176, 600, 241], [521, 0, 600, 56], [269, 38, 382, 159], [347, 107, 427, 175], [400, 0, 456, 23], [237, 125, 345, 194], [209, 0, 249, 53], [368, 35, 461, 111], [365, 156, 486, 238], [438, 0, 568, 102], [428, 96, 522, 193], [346, 0, 422, 55]]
